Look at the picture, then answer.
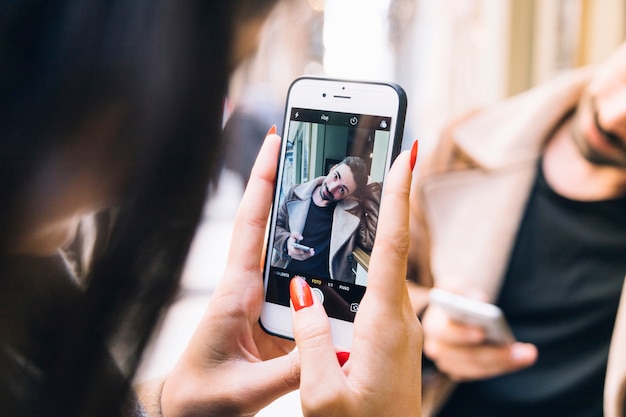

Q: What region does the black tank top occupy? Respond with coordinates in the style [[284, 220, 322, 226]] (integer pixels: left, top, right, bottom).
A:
[[436, 162, 626, 417]]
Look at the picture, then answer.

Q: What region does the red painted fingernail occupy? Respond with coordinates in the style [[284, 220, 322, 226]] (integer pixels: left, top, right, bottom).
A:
[[266, 125, 277, 136], [290, 276, 313, 311], [410, 139, 419, 171], [336, 351, 350, 367]]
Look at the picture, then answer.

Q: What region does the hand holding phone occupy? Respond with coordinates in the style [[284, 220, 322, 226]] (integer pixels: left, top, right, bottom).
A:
[[161, 134, 300, 416], [290, 148, 422, 416], [423, 288, 537, 381], [287, 233, 315, 260]]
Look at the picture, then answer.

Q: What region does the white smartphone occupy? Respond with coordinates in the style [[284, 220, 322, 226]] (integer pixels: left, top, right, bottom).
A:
[[260, 76, 407, 350], [428, 288, 516, 345]]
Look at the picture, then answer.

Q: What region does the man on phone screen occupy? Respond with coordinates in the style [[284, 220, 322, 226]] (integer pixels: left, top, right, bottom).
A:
[[271, 156, 368, 283]]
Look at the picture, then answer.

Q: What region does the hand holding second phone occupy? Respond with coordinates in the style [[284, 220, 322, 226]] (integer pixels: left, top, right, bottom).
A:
[[422, 294, 538, 382], [290, 143, 423, 417], [288, 232, 315, 259]]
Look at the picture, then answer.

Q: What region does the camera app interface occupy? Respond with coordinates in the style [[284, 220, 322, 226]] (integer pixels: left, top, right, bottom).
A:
[[265, 107, 393, 322]]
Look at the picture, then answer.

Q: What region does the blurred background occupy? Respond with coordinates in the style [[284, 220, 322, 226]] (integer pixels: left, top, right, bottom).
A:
[[223, 0, 626, 171], [137, 0, 625, 414]]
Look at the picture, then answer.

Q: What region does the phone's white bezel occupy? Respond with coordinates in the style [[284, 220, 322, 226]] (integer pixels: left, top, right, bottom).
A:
[[260, 77, 405, 350]]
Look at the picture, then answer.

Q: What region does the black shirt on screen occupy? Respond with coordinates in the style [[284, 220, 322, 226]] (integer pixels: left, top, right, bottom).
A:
[[290, 200, 335, 280]]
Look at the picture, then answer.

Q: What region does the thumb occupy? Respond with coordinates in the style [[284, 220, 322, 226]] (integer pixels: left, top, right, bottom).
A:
[[510, 343, 538, 367], [290, 277, 343, 389]]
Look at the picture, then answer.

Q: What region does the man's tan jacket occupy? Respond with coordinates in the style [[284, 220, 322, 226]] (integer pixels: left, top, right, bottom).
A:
[[407, 67, 626, 416]]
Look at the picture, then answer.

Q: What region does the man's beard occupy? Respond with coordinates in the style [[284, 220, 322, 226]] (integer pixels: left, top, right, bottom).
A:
[[320, 184, 335, 202], [571, 96, 626, 168]]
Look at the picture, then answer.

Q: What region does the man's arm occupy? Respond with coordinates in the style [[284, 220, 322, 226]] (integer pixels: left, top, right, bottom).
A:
[[272, 199, 292, 262]]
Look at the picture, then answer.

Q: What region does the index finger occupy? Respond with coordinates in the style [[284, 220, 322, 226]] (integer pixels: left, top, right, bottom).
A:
[[363, 150, 413, 305], [226, 132, 281, 272]]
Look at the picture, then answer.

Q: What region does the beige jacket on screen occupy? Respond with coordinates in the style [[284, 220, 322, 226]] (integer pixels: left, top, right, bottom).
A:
[[407, 67, 626, 417]]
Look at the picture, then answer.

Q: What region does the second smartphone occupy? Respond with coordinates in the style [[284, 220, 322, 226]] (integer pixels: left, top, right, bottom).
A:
[[260, 76, 407, 349]]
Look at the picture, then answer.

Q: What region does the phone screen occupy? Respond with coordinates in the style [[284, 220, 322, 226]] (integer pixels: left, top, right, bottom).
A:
[[264, 107, 396, 322]]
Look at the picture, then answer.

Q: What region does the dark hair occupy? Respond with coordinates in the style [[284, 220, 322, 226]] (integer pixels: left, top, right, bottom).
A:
[[340, 156, 368, 195], [0, 0, 276, 416]]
